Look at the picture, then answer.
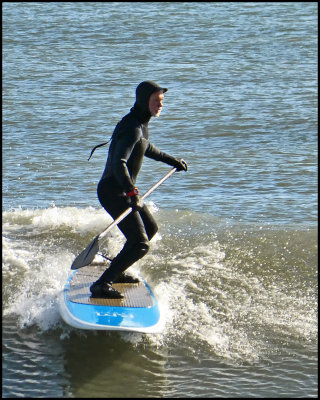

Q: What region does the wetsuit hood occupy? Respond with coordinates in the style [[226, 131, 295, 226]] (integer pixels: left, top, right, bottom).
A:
[[131, 81, 168, 123]]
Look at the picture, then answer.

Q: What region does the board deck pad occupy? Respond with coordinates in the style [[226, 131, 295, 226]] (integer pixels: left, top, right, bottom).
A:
[[68, 264, 154, 308]]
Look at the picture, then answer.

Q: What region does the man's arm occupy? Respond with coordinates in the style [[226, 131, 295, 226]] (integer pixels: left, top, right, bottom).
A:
[[145, 142, 188, 171], [111, 130, 140, 192]]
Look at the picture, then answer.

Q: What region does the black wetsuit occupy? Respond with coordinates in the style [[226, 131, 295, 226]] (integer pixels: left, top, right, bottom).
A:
[[94, 81, 183, 286]]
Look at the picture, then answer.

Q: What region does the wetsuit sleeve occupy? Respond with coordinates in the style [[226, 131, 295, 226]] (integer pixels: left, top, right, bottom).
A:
[[145, 142, 178, 166], [111, 130, 140, 192]]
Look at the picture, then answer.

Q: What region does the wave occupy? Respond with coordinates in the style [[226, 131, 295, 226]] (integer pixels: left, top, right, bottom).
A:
[[2, 204, 317, 363]]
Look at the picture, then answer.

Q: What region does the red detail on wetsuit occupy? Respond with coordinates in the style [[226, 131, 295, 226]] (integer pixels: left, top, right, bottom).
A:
[[126, 188, 140, 197]]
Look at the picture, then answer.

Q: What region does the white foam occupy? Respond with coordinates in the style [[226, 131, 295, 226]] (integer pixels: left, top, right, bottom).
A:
[[2, 236, 30, 273], [3, 205, 253, 363], [3, 205, 112, 235], [2, 203, 160, 333], [4, 251, 73, 331], [134, 238, 266, 364], [3, 201, 159, 234]]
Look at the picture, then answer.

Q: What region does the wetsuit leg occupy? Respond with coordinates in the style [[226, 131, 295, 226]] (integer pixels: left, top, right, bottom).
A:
[[96, 181, 158, 284], [98, 212, 149, 283], [138, 204, 158, 241]]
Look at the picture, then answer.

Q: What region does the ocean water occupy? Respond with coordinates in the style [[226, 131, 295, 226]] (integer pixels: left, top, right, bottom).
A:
[[2, 2, 318, 398]]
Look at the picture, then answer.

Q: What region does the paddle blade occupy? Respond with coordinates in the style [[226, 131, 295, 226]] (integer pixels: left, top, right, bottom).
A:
[[71, 236, 100, 270]]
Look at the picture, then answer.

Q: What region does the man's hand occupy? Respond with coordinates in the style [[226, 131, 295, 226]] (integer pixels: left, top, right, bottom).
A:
[[126, 188, 143, 211], [129, 194, 143, 212], [173, 158, 188, 172]]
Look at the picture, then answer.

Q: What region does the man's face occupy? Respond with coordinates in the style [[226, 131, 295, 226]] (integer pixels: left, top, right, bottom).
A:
[[149, 90, 165, 117]]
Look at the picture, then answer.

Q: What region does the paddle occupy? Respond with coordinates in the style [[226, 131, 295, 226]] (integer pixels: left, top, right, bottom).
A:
[[71, 167, 177, 270]]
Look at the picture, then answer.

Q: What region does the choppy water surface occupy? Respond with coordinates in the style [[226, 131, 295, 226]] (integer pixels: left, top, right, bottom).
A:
[[2, 2, 318, 398]]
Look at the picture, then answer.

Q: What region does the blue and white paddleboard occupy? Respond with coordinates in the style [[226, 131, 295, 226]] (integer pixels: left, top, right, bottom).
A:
[[59, 263, 163, 333]]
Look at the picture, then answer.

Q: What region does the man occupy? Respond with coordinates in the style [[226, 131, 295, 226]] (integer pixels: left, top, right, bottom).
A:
[[90, 81, 188, 299]]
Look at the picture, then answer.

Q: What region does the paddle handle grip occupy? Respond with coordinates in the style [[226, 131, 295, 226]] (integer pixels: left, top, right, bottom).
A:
[[99, 168, 177, 240]]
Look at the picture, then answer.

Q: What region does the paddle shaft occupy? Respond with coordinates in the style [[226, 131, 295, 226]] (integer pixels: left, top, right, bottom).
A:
[[99, 167, 177, 241]]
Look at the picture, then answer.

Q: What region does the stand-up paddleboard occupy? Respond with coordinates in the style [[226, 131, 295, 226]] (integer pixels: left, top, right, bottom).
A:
[[59, 262, 163, 333], [60, 169, 177, 332]]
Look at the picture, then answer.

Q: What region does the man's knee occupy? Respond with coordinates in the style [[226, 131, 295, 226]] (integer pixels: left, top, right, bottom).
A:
[[149, 224, 158, 240], [133, 240, 150, 258]]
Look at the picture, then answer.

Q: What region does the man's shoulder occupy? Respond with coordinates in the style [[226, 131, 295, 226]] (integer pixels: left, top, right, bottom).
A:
[[116, 113, 142, 140], [119, 112, 142, 129]]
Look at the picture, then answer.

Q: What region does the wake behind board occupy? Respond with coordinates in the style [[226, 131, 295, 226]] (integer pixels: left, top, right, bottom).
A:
[[59, 263, 163, 333]]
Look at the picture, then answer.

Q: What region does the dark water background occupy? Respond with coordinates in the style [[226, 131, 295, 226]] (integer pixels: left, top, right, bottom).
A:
[[3, 2, 317, 397]]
